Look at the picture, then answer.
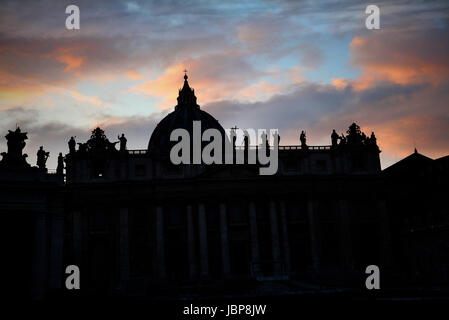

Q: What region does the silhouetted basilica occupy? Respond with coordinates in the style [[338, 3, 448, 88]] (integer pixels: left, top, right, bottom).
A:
[[1, 75, 448, 300]]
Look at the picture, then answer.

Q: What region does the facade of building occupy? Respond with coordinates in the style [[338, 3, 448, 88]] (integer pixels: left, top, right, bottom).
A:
[[0, 76, 448, 300], [383, 150, 449, 285]]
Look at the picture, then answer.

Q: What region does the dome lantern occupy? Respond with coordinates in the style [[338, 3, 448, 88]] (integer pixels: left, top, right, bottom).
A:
[[148, 72, 225, 153], [176, 69, 198, 109]]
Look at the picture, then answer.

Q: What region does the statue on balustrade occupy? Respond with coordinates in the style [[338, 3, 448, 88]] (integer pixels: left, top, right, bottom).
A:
[[344, 123, 379, 150], [56, 152, 64, 175], [260, 131, 269, 149], [243, 130, 249, 151], [331, 129, 339, 148], [118, 133, 127, 152], [300, 130, 307, 149], [230, 127, 237, 150], [340, 133, 346, 146], [36, 146, 50, 170], [68, 136, 76, 154], [87, 127, 119, 177], [0, 127, 31, 169], [273, 132, 280, 145], [369, 132, 377, 145], [87, 127, 118, 152]]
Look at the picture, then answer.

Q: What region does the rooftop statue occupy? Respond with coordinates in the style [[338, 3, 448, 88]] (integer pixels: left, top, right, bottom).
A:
[[56, 152, 64, 175], [369, 132, 377, 145], [346, 122, 363, 145], [260, 131, 269, 149], [300, 130, 307, 149], [36, 146, 50, 171], [68, 136, 76, 154], [0, 127, 31, 169], [243, 130, 250, 151], [67, 127, 119, 178], [344, 122, 378, 149], [331, 129, 339, 148], [87, 127, 118, 152], [274, 132, 280, 145], [69, 127, 118, 157], [340, 133, 346, 146], [118, 133, 127, 152]]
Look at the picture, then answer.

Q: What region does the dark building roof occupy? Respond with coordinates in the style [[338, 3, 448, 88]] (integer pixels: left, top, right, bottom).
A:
[[382, 149, 434, 176], [147, 73, 225, 153], [435, 154, 449, 174]]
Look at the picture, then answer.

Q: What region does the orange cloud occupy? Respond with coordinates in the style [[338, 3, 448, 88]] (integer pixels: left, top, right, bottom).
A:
[[331, 78, 350, 90], [288, 66, 305, 84], [52, 48, 85, 72], [67, 90, 105, 108], [125, 69, 144, 80], [364, 115, 448, 165], [0, 42, 87, 108], [131, 63, 189, 109], [237, 81, 282, 101], [131, 55, 290, 110], [349, 30, 449, 89], [0, 69, 48, 109], [89, 116, 124, 130], [131, 58, 249, 109]]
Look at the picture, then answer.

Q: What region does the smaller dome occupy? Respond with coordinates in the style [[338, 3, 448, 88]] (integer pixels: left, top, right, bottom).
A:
[[148, 73, 226, 153]]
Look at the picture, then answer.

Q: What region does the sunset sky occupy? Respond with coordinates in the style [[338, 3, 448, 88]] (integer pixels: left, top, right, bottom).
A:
[[1, 0, 448, 169]]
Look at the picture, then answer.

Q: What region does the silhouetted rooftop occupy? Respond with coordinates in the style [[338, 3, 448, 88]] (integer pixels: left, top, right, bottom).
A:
[[382, 149, 434, 175]]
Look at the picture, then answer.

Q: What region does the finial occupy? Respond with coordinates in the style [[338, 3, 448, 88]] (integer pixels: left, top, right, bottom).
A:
[[183, 69, 188, 81], [414, 147, 418, 154]]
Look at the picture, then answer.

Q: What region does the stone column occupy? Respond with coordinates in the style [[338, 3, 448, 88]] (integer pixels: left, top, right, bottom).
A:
[[279, 201, 291, 274], [269, 201, 282, 274], [338, 199, 353, 270], [186, 205, 197, 279], [72, 210, 82, 267], [307, 200, 321, 271], [378, 200, 392, 268], [119, 208, 130, 285], [198, 203, 209, 279], [156, 206, 166, 280], [49, 212, 64, 290], [248, 201, 260, 276], [219, 202, 231, 278], [32, 212, 47, 300]]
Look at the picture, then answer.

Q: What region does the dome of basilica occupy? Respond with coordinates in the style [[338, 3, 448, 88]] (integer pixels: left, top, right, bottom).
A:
[[148, 73, 226, 153]]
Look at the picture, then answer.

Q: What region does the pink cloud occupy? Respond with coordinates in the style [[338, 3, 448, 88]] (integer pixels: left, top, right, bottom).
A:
[[349, 29, 449, 89]]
